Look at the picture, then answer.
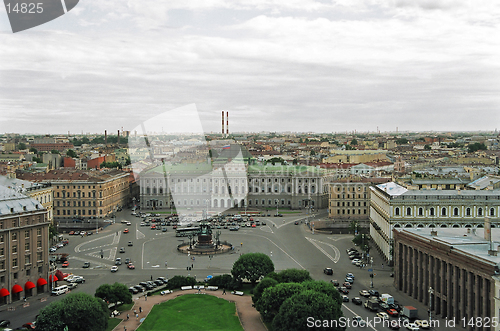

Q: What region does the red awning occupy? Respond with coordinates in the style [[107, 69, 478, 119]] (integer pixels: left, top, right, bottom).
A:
[[49, 275, 58, 282], [25, 281, 36, 290], [0, 288, 10, 297], [12, 284, 23, 294], [37, 278, 48, 286]]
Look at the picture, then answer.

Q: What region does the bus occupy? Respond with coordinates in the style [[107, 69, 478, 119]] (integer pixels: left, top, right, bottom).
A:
[[175, 226, 200, 237]]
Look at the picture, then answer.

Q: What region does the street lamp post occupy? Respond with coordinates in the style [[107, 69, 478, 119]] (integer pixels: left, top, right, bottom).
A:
[[370, 257, 374, 288], [428, 287, 434, 320]]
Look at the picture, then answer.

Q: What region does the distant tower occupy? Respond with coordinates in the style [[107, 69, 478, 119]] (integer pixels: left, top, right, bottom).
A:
[[117, 130, 120, 144], [222, 111, 224, 135], [226, 111, 229, 136], [105, 130, 107, 145]]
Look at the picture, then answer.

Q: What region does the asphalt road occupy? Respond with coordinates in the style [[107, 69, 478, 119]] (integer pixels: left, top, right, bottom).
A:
[[0, 208, 461, 331]]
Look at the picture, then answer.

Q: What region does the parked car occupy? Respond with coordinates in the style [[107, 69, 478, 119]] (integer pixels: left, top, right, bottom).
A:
[[346, 273, 355, 279], [338, 287, 349, 294], [129, 287, 139, 294], [323, 268, 333, 275], [414, 320, 429, 329], [331, 280, 340, 286], [67, 282, 78, 290], [342, 282, 352, 289], [0, 320, 11, 327], [345, 277, 354, 284]]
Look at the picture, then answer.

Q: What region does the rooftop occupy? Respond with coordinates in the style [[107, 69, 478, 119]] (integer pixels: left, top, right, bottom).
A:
[[0, 184, 44, 216]]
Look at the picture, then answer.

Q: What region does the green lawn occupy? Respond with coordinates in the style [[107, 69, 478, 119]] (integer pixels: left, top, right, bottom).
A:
[[105, 318, 121, 331], [136, 294, 243, 331]]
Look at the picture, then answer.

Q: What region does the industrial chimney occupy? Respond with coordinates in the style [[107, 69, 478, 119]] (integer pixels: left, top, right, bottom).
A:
[[105, 130, 107, 145], [226, 111, 229, 135], [222, 111, 224, 135]]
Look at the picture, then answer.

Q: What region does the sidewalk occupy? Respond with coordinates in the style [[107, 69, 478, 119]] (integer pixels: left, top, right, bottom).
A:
[[113, 289, 267, 331]]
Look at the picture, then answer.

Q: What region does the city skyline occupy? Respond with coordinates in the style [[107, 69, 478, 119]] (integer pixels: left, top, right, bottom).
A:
[[1, 1, 500, 134]]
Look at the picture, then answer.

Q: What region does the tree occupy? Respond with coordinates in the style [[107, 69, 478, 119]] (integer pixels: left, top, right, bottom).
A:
[[66, 149, 77, 158], [277, 269, 312, 284], [467, 142, 487, 153], [231, 253, 274, 285], [100, 161, 122, 169], [424, 144, 431, 150], [310, 150, 316, 156], [95, 284, 117, 305], [36, 292, 109, 331], [255, 282, 304, 322], [208, 274, 233, 289], [18, 143, 27, 150], [50, 149, 60, 154], [301, 280, 342, 305], [252, 277, 278, 304], [272, 290, 344, 331], [396, 138, 408, 145], [350, 138, 358, 146], [94, 282, 131, 306], [166, 275, 196, 290], [29, 147, 38, 154]]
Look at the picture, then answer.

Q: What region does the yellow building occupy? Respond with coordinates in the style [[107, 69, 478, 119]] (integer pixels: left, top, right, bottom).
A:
[[323, 150, 389, 164]]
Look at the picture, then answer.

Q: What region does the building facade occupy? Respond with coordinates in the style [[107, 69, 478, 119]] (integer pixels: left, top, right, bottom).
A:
[[370, 182, 500, 262], [139, 163, 327, 213], [394, 228, 500, 331], [16, 169, 130, 221], [0, 186, 50, 306]]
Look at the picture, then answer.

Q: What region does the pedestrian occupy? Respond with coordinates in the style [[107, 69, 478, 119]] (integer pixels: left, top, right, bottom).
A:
[[139, 307, 142, 313], [222, 288, 226, 295], [191, 264, 193, 269], [145, 294, 147, 301], [136, 313, 139, 320], [382, 264, 384, 269], [134, 309, 137, 315], [165, 261, 168, 267], [124, 326, 126, 331], [127, 313, 129, 321], [198, 287, 201, 294], [151, 275, 153, 281]]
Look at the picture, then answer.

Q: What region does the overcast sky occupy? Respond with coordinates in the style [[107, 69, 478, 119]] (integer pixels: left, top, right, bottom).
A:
[[0, 0, 499, 135]]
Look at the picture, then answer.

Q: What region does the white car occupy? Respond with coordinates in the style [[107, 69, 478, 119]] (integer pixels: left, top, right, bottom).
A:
[[406, 323, 419, 331], [359, 290, 370, 297], [351, 259, 361, 264], [376, 312, 389, 320], [111, 266, 118, 272]]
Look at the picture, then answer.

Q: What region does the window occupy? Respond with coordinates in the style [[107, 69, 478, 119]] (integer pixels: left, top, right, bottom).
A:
[[13, 258, 18, 267], [0, 247, 3, 256], [25, 255, 30, 264], [12, 232, 17, 241], [37, 252, 42, 261], [490, 208, 495, 216], [25, 242, 30, 251], [478, 208, 483, 216], [441, 207, 446, 216], [453, 208, 459, 216], [395, 207, 400, 216], [406, 207, 411, 216], [430, 208, 435, 216], [466, 208, 471, 216], [418, 208, 423, 216]]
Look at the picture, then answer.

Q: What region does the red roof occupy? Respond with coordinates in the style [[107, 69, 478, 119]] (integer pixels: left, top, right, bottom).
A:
[[49, 275, 58, 282], [0, 288, 10, 297], [12, 284, 23, 294], [37, 278, 48, 286], [25, 281, 36, 290]]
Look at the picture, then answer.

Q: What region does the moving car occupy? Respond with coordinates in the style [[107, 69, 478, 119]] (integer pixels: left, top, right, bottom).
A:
[[342, 295, 349, 302], [0, 320, 11, 327], [123, 228, 129, 233], [376, 312, 389, 320], [414, 320, 429, 329], [324, 268, 333, 275], [119, 247, 125, 253], [62, 261, 69, 268], [82, 262, 90, 268], [128, 264, 135, 269], [387, 308, 399, 317], [111, 266, 118, 272], [359, 290, 370, 297], [353, 316, 366, 327], [128, 241, 133, 246], [351, 297, 362, 305]]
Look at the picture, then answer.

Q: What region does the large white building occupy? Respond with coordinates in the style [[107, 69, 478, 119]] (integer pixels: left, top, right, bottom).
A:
[[370, 182, 500, 262]]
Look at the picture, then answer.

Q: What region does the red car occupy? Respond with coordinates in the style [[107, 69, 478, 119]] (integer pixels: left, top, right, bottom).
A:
[[123, 228, 129, 233], [68, 231, 75, 235], [387, 308, 399, 317], [127, 264, 135, 269], [62, 261, 69, 268]]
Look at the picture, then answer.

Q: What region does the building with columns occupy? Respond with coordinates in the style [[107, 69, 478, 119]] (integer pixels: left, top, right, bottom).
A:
[[393, 228, 500, 331], [370, 182, 500, 263], [139, 162, 327, 213]]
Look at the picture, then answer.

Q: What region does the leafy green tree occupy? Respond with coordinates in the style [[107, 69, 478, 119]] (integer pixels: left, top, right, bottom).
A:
[[301, 280, 342, 305], [396, 138, 408, 145], [208, 274, 233, 289], [66, 149, 77, 158], [350, 138, 358, 146], [100, 161, 122, 169], [36, 293, 108, 331], [467, 142, 487, 153], [272, 290, 344, 331], [95, 284, 117, 305], [18, 142, 27, 150], [166, 276, 196, 290], [29, 147, 38, 153], [231, 253, 274, 285], [424, 144, 431, 150], [111, 282, 132, 305], [255, 282, 304, 322], [50, 149, 60, 154], [267, 157, 286, 165], [252, 277, 278, 304], [310, 150, 316, 156], [278, 269, 312, 283], [292, 159, 298, 165], [33, 157, 43, 163]]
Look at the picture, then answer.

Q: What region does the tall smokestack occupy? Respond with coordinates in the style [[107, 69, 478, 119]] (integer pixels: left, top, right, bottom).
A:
[[105, 130, 107, 145], [222, 111, 224, 135], [226, 111, 229, 135], [117, 130, 120, 144]]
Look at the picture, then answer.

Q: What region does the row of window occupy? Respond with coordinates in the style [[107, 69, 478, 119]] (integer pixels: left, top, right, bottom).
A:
[[56, 191, 100, 198], [394, 206, 496, 217], [0, 229, 42, 242], [144, 178, 317, 184], [335, 209, 368, 215], [0, 252, 43, 269], [333, 201, 367, 207], [56, 209, 100, 216], [57, 201, 100, 207], [332, 194, 368, 199]]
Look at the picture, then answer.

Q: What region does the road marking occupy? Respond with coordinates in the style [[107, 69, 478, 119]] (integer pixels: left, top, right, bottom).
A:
[[327, 235, 353, 242], [305, 237, 340, 263], [342, 303, 379, 331], [74, 232, 118, 253], [136, 224, 145, 239]]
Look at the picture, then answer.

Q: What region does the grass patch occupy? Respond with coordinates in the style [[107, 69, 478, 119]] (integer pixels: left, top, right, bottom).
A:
[[105, 318, 121, 331], [136, 294, 243, 331], [240, 283, 255, 296], [116, 303, 134, 311]]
